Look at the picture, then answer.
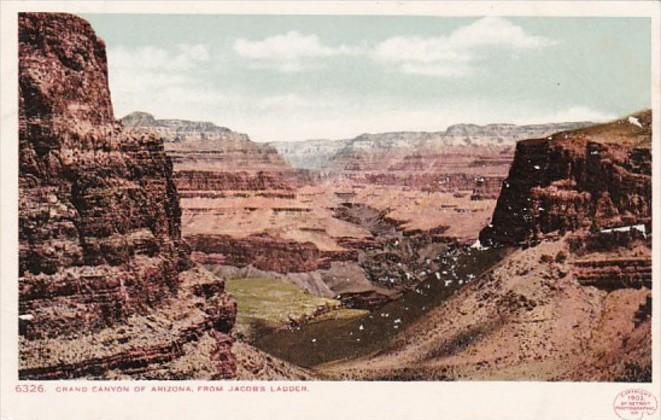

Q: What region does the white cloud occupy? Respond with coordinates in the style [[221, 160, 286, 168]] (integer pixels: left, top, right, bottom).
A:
[[233, 31, 359, 73], [373, 17, 556, 77], [450, 16, 555, 49], [399, 62, 474, 77], [234, 31, 351, 59]]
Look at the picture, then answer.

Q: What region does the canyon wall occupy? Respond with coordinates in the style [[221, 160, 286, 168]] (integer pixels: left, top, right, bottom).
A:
[[188, 233, 356, 273], [324, 113, 652, 381], [480, 111, 652, 246], [121, 111, 311, 191], [271, 123, 592, 207], [18, 13, 236, 379], [121, 113, 322, 276], [165, 119, 595, 301], [270, 122, 593, 172]]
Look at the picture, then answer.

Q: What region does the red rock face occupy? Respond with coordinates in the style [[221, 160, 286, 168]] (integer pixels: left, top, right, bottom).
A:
[[480, 111, 652, 246], [121, 112, 319, 275], [188, 233, 357, 273], [174, 169, 310, 192], [121, 111, 312, 192], [18, 13, 236, 379], [572, 257, 651, 290]]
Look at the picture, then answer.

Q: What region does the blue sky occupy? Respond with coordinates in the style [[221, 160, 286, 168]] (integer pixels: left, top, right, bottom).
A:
[[84, 14, 651, 142]]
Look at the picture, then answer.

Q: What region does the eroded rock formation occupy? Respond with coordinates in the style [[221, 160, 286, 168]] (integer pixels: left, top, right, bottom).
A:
[[119, 107, 594, 312], [480, 111, 652, 246], [18, 12, 236, 379], [572, 257, 651, 290], [187, 233, 356, 273], [270, 122, 593, 171], [121, 112, 324, 284], [121, 111, 310, 191], [320, 112, 652, 381]]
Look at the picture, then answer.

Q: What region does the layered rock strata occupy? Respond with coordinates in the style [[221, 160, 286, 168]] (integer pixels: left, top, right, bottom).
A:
[[322, 112, 652, 381], [121, 111, 310, 191], [121, 112, 321, 285], [572, 257, 651, 290], [480, 111, 652, 246], [270, 122, 594, 171], [188, 233, 357, 273], [18, 12, 236, 379]]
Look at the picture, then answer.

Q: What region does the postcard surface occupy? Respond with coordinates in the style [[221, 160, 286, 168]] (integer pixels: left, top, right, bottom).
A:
[[1, 1, 660, 419]]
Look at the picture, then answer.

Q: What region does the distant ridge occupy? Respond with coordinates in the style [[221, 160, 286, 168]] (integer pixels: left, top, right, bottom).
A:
[[269, 120, 594, 170]]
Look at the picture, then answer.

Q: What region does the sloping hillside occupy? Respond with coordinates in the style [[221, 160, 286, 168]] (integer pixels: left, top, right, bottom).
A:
[[320, 112, 652, 381]]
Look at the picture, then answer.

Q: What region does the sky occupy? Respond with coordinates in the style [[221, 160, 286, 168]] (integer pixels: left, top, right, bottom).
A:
[[84, 14, 651, 143]]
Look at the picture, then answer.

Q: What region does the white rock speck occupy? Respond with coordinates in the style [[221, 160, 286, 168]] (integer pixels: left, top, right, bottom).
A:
[[628, 116, 643, 128]]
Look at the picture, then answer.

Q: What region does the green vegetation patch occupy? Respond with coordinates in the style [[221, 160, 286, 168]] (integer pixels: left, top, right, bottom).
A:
[[226, 277, 366, 341]]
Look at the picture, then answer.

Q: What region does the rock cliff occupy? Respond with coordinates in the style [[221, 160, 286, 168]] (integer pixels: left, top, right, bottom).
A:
[[269, 122, 593, 171], [121, 111, 310, 191], [18, 13, 236, 379], [121, 112, 320, 277], [480, 111, 652, 246]]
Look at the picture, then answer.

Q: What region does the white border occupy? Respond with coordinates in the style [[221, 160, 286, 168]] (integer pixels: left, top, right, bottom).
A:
[[1, 2, 660, 420]]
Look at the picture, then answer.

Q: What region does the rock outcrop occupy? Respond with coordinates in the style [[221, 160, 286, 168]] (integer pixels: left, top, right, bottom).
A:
[[480, 111, 652, 246], [572, 257, 651, 290], [187, 233, 356, 273], [18, 13, 236, 379], [121, 111, 310, 191]]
